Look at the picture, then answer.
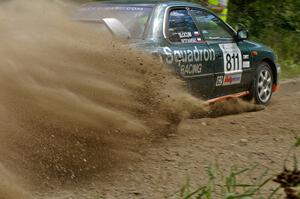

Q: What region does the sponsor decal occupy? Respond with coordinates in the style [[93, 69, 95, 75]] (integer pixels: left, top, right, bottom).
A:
[[178, 32, 192, 38], [242, 61, 250, 68], [219, 43, 242, 74], [163, 46, 215, 77], [216, 76, 224, 86], [243, 54, 250, 60], [181, 38, 197, 43], [223, 73, 242, 86], [242, 54, 250, 68], [81, 6, 148, 12]]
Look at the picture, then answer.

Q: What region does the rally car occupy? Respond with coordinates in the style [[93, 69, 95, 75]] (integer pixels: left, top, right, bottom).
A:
[[76, 1, 280, 105]]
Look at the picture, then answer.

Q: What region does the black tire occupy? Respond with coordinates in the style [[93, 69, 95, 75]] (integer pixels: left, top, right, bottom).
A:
[[250, 62, 274, 105]]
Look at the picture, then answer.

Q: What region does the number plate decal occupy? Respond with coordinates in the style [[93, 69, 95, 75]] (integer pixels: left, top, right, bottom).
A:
[[219, 43, 243, 74]]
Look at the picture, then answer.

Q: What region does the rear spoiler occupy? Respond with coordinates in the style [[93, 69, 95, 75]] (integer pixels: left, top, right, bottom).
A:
[[102, 18, 131, 40], [74, 17, 131, 40]]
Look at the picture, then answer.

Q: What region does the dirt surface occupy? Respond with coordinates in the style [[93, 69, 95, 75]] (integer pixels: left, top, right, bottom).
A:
[[38, 80, 300, 199]]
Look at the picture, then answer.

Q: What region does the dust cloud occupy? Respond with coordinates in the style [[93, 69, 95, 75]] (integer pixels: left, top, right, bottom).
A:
[[0, 164, 31, 199], [0, 0, 259, 198], [0, 0, 208, 196]]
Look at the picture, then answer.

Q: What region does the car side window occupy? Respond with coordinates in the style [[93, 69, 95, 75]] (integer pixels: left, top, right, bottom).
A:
[[191, 9, 234, 41], [167, 9, 202, 43]]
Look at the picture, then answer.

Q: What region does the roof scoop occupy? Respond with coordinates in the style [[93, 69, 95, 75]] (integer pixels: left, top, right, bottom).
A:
[[102, 18, 131, 40]]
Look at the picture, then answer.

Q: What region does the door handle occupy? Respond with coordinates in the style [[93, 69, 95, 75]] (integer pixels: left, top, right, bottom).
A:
[[217, 54, 223, 58]]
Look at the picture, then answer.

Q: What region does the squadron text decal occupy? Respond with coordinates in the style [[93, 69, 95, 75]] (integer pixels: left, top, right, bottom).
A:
[[163, 47, 215, 77]]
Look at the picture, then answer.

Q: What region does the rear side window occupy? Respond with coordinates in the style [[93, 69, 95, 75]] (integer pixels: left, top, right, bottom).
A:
[[167, 9, 202, 43]]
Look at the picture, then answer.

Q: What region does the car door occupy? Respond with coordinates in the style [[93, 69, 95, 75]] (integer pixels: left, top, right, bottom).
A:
[[190, 9, 252, 98], [160, 8, 217, 99]]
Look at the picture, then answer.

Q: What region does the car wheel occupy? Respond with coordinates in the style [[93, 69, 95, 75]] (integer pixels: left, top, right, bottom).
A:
[[252, 62, 274, 105]]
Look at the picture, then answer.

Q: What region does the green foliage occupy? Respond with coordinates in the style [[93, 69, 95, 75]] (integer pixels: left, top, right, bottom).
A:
[[228, 0, 300, 78], [178, 164, 277, 199], [296, 138, 300, 147]]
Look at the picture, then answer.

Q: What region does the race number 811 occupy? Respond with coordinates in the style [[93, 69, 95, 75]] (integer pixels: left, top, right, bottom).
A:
[[226, 53, 240, 71], [219, 43, 242, 74]]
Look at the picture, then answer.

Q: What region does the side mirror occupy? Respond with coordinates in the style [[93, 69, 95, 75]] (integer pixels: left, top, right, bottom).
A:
[[237, 29, 249, 41]]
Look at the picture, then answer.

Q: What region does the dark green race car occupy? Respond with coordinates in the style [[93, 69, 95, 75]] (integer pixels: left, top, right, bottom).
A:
[[77, 1, 280, 105]]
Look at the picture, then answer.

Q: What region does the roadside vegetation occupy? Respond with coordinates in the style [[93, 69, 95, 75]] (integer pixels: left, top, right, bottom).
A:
[[227, 0, 300, 79], [179, 138, 300, 199]]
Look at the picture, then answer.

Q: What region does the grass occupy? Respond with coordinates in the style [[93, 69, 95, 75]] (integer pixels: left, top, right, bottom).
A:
[[177, 138, 300, 199], [178, 165, 278, 199]]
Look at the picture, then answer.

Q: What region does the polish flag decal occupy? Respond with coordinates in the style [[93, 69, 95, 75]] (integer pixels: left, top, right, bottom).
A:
[[194, 31, 201, 37]]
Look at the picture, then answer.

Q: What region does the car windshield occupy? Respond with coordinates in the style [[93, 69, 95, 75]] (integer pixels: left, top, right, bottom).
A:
[[77, 4, 153, 39]]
